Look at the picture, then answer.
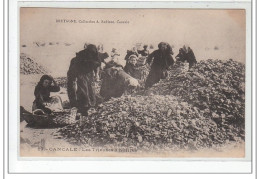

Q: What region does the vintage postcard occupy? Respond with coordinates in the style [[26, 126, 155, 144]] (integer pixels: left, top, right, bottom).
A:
[[19, 7, 247, 158]]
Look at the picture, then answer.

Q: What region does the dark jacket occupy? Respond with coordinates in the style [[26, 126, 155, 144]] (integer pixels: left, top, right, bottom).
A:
[[176, 48, 197, 65], [33, 84, 60, 111], [124, 63, 138, 77], [100, 67, 132, 100], [73, 45, 101, 73], [145, 49, 174, 88], [147, 50, 174, 70], [67, 44, 101, 112]]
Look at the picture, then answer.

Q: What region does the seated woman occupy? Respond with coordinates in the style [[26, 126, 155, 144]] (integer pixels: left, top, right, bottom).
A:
[[32, 75, 63, 115], [124, 55, 151, 88], [124, 54, 138, 77]]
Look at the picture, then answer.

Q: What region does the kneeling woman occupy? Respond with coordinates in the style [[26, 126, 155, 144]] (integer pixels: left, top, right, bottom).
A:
[[32, 75, 63, 114]]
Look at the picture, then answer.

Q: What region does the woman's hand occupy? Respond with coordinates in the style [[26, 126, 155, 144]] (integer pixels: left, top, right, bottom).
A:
[[49, 75, 58, 86]]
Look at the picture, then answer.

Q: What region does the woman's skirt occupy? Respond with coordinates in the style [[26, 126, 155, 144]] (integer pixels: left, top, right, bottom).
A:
[[32, 96, 63, 115]]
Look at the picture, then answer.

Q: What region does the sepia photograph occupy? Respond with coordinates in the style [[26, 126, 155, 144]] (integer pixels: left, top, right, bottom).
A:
[[19, 8, 246, 157]]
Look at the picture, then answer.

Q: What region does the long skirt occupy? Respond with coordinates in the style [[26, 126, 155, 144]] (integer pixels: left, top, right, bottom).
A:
[[75, 73, 96, 115], [32, 96, 63, 115], [145, 68, 166, 88]]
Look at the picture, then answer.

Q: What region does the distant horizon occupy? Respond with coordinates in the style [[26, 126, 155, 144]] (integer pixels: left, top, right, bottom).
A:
[[20, 8, 246, 76], [20, 8, 245, 49]]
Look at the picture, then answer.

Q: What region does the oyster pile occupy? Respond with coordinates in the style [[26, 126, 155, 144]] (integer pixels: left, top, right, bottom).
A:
[[59, 59, 245, 151]]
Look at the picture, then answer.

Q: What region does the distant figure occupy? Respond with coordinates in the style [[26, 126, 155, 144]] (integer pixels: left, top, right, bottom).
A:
[[138, 45, 149, 57], [67, 44, 101, 116], [105, 49, 126, 69], [125, 47, 139, 61], [145, 42, 174, 88], [111, 48, 120, 58], [132, 47, 139, 56], [97, 44, 104, 53], [175, 45, 197, 69], [106, 58, 126, 69], [32, 75, 62, 114]]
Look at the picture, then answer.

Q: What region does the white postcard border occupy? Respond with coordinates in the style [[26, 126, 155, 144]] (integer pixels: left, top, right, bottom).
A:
[[8, 0, 253, 173]]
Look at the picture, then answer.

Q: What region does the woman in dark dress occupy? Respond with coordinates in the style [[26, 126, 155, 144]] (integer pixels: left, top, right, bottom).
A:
[[145, 42, 174, 88], [32, 75, 62, 114], [175, 45, 197, 69], [124, 54, 139, 77]]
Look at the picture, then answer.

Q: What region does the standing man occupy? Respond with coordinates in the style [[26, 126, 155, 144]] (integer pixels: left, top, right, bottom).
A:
[[145, 42, 174, 88]]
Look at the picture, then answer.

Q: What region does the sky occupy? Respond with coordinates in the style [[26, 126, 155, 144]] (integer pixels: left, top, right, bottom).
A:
[[20, 8, 246, 76]]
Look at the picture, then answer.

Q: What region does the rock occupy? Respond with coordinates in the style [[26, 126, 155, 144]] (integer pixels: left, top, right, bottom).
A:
[[20, 53, 49, 75]]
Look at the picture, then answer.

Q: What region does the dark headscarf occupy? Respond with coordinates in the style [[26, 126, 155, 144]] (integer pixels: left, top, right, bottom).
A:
[[85, 44, 99, 57], [158, 42, 173, 55], [34, 75, 53, 97], [36, 75, 52, 87], [77, 44, 99, 61], [158, 42, 168, 49], [74, 44, 101, 73]]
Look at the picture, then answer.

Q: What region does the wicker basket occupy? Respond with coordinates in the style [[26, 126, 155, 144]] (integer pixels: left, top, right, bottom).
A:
[[22, 109, 73, 128], [23, 113, 56, 127]]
